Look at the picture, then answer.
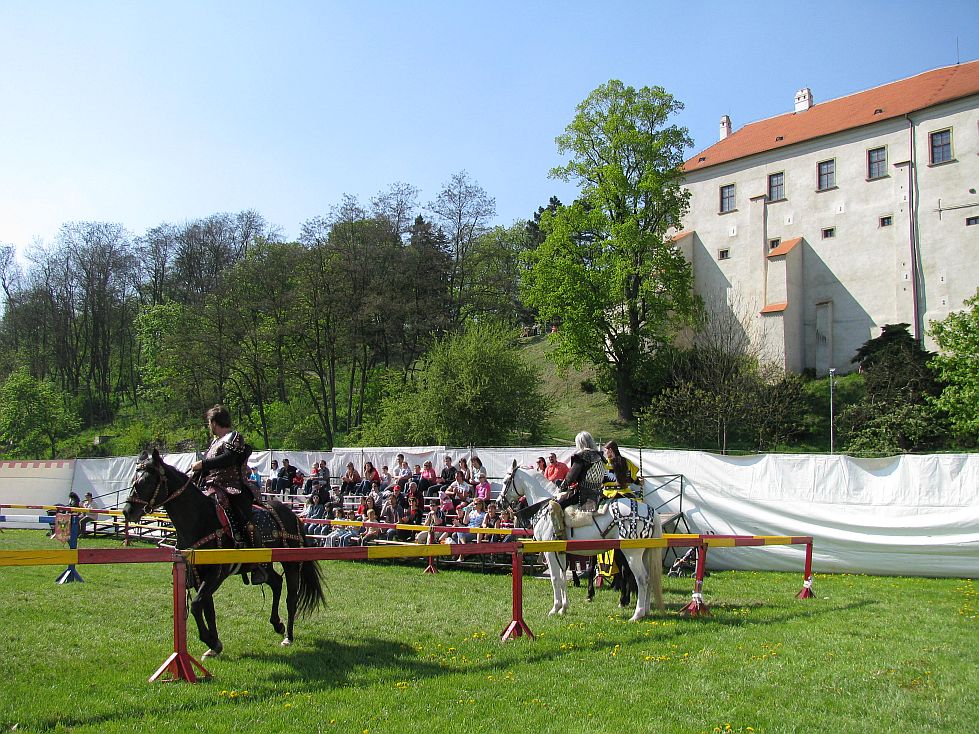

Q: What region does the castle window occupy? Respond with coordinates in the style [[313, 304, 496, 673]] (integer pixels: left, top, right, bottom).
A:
[[821, 227, 836, 239], [769, 238, 781, 250], [718, 249, 730, 260], [967, 216, 979, 226], [867, 147, 887, 180], [930, 129, 952, 164], [817, 159, 835, 190], [768, 172, 785, 201], [719, 184, 736, 213], [879, 215, 893, 227]]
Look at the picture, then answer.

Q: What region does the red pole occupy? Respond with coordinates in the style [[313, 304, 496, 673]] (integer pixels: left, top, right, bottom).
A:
[[501, 550, 534, 641], [150, 560, 212, 683], [797, 541, 815, 599], [423, 520, 437, 574], [680, 543, 711, 617]]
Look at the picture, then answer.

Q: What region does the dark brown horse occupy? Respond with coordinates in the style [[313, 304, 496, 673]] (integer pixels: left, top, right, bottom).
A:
[[123, 449, 324, 657]]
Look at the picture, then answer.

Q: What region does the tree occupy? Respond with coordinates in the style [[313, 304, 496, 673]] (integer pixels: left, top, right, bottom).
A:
[[838, 324, 947, 454], [0, 368, 80, 458], [929, 289, 979, 443], [363, 321, 549, 446], [523, 80, 698, 421]]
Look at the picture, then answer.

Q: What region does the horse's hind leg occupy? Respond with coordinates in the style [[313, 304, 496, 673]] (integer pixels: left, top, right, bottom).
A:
[[587, 556, 597, 602], [622, 549, 649, 622], [266, 568, 285, 636], [545, 552, 568, 616]]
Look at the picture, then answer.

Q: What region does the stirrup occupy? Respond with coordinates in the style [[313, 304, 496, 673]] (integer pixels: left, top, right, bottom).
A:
[[251, 566, 268, 585]]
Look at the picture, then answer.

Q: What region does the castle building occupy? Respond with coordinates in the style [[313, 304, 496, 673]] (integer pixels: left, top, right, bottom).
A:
[[675, 60, 979, 373]]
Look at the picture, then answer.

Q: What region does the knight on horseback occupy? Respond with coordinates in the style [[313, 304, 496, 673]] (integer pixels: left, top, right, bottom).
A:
[[550, 430, 607, 538], [190, 404, 267, 584]]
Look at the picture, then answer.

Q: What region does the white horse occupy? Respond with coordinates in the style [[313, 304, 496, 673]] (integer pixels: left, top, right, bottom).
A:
[[501, 461, 664, 621]]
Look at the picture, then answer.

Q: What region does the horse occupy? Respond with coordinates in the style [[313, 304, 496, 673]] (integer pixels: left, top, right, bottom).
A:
[[122, 449, 325, 657], [500, 461, 663, 621]]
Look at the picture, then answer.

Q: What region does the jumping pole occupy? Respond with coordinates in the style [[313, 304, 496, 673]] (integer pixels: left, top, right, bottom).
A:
[[55, 515, 84, 584], [150, 559, 211, 683], [679, 543, 711, 617], [797, 541, 815, 599], [501, 550, 534, 641]]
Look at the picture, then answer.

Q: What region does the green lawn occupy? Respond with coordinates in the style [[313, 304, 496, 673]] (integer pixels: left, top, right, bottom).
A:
[[1, 530, 976, 733]]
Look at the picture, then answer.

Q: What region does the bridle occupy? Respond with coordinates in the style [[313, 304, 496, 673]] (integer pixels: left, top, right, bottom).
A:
[[128, 461, 191, 515]]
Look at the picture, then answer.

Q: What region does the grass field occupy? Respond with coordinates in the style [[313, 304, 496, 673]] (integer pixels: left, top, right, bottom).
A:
[[1, 530, 976, 733]]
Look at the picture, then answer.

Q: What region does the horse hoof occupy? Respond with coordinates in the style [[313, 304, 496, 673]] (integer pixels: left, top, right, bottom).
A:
[[203, 648, 222, 658], [280, 638, 292, 647]]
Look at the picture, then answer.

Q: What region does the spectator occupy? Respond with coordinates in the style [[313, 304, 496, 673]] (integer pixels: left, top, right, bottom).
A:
[[302, 489, 328, 541], [452, 498, 487, 559], [394, 456, 412, 488], [499, 507, 516, 542], [479, 502, 501, 543], [247, 465, 262, 487], [534, 456, 547, 473], [336, 510, 362, 547], [437, 456, 456, 486], [457, 457, 472, 484], [340, 462, 361, 495], [80, 492, 96, 535], [469, 456, 487, 487], [416, 498, 446, 544], [378, 465, 392, 489], [405, 480, 425, 509], [357, 495, 378, 521], [359, 461, 380, 493], [360, 509, 382, 545], [380, 492, 406, 541], [367, 481, 383, 509], [473, 473, 492, 503], [277, 459, 298, 498], [401, 497, 424, 541], [323, 507, 348, 547], [265, 459, 279, 493], [447, 470, 470, 507], [545, 452, 570, 485]]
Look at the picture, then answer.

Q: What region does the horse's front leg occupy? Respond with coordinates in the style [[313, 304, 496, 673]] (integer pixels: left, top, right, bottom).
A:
[[622, 549, 649, 622], [545, 552, 569, 616], [189, 570, 222, 656], [265, 567, 285, 636]]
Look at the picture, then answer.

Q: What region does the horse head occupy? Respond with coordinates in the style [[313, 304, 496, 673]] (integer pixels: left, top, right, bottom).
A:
[[123, 448, 180, 522]]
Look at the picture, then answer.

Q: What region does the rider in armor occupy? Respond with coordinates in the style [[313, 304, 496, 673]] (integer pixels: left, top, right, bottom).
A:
[[191, 405, 266, 583], [556, 430, 607, 512]]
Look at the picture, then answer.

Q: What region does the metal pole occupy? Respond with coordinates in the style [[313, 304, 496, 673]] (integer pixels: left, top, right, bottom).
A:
[[829, 368, 836, 454]]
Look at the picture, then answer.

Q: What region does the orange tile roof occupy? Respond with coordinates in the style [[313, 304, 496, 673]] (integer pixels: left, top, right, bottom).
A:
[[668, 229, 693, 241], [685, 60, 979, 173], [767, 237, 802, 258], [760, 302, 788, 314]]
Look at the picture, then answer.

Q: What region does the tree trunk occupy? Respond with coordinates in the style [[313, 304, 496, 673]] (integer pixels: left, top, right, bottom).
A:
[[614, 368, 633, 422]]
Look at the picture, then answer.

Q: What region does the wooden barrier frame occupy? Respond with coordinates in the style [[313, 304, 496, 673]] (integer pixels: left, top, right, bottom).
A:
[[0, 529, 815, 683]]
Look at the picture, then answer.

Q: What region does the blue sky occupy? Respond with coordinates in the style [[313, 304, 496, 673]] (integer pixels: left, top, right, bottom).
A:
[[2, 1, 977, 251]]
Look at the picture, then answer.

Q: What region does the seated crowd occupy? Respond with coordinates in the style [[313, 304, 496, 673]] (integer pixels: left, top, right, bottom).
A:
[[261, 454, 522, 556]]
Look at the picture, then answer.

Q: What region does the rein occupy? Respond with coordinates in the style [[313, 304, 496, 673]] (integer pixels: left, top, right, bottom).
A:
[[130, 464, 192, 515]]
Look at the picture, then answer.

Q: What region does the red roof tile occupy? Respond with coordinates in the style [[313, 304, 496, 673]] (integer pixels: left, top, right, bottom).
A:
[[767, 237, 802, 258], [685, 60, 979, 173], [760, 302, 788, 314]]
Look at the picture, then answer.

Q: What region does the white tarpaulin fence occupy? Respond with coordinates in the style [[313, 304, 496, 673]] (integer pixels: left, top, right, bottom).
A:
[[1, 448, 975, 578]]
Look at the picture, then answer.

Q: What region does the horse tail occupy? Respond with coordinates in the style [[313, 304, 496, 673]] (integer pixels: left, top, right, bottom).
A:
[[647, 512, 664, 611], [271, 501, 326, 617], [296, 555, 326, 617]]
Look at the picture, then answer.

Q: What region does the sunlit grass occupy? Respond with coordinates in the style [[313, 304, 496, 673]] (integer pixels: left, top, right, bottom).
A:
[[1, 530, 976, 733]]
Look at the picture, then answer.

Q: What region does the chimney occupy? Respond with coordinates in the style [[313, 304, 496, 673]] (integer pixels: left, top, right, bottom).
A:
[[719, 114, 732, 141], [794, 87, 813, 112]]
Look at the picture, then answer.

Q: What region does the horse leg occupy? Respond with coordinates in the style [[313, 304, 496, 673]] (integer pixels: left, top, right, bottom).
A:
[[282, 563, 301, 645], [617, 550, 636, 608], [265, 567, 285, 636], [545, 551, 568, 616], [587, 556, 597, 602], [621, 548, 649, 622], [646, 546, 664, 612], [187, 569, 223, 655], [570, 556, 581, 588]]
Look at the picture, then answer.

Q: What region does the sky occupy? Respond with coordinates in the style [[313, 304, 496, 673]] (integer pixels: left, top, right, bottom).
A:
[[2, 1, 977, 253]]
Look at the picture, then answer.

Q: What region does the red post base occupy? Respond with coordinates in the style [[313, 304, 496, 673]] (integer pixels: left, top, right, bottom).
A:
[[679, 592, 711, 617], [153, 560, 211, 683], [501, 551, 535, 641], [149, 651, 212, 683], [797, 577, 815, 599]]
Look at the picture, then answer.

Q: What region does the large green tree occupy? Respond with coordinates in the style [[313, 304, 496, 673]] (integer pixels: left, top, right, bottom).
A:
[[929, 289, 979, 443], [523, 80, 698, 421], [0, 368, 80, 458], [363, 321, 549, 446]]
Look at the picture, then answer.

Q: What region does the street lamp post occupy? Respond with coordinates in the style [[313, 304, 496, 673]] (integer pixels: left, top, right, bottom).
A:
[[829, 368, 837, 454]]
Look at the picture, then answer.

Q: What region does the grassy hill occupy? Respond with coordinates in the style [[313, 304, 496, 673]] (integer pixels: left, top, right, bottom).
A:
[[518, 334, 640, 447]]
